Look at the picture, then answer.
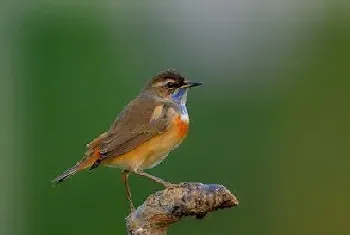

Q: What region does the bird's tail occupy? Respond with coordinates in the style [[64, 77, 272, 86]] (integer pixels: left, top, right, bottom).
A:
[[52, 164, 80, 184], [52, 148, 101, 184], [52, 132, 107, 185]]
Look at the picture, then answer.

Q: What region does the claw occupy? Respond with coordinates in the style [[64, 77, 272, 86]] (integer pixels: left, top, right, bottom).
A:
[[130, 205, 136, 213]]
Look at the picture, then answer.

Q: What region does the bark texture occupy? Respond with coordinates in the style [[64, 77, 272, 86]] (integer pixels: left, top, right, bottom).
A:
[[126, 182, 238, 235]]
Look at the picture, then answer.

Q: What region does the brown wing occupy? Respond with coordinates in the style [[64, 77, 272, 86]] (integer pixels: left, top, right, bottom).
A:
[[90, 94, 169, 169]]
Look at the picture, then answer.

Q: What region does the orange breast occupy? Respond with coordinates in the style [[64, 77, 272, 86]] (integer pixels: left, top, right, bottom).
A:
[[103, 114, 190, 171], [174, 115, 189, 138]]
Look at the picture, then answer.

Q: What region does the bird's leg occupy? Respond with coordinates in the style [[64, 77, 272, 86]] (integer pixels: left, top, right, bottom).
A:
[[134, 170, 177, 188], [121, 170, 135, 212]]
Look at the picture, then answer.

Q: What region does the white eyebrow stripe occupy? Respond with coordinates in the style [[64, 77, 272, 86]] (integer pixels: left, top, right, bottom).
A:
[[153, 79, 176, 87]]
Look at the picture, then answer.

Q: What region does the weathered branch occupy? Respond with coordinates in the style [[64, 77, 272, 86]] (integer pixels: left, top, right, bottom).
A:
[[126, 182, 238, 235]]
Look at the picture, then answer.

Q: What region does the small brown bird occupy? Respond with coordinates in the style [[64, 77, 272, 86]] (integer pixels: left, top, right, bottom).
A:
[[53, 69, 202, 209]]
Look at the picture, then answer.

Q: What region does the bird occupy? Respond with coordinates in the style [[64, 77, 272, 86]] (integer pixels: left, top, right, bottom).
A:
[[53, 69, 202, 210]]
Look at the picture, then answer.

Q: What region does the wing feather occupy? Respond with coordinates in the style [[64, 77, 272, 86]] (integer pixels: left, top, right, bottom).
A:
[[91, 94, 169, 168]]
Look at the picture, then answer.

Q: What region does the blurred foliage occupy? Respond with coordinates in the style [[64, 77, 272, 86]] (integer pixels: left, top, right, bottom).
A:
[[7, 1, 350, 235]]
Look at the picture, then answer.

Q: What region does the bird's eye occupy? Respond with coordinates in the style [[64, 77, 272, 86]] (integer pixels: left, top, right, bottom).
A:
[[166, 82, 175, 88]]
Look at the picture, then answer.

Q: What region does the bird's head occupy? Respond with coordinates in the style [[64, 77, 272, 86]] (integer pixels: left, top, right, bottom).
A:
[[144, 70, 202, 104]]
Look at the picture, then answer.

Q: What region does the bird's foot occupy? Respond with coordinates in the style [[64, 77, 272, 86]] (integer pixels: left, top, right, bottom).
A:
[[130, 205, 136, 213]]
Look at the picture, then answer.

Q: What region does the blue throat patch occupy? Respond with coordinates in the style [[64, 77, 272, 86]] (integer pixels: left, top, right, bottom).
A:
[[171, 88, 188, 114], [180, 104, 188, 115], [171, 88, 187, 103]]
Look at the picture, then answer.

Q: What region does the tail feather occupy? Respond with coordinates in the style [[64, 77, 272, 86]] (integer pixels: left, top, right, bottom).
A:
[[52, 150, 100, 185], [52, 165, 79, 184], [52, 133, 107, 185]]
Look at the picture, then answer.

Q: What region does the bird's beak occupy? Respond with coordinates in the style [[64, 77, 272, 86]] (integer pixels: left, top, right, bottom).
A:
[[182, 81, 203, 88]]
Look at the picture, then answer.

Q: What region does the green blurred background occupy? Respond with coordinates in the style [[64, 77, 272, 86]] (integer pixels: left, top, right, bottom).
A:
[[1, 1, 350, 235]]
